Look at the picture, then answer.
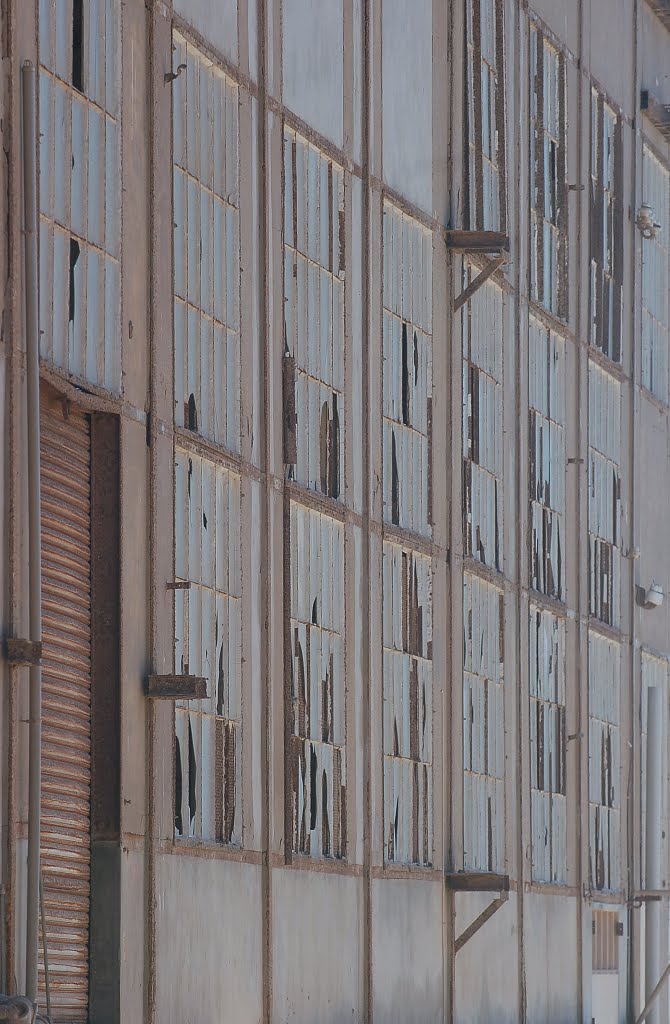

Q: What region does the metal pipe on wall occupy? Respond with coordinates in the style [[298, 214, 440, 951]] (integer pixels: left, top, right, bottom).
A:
[[645, 686, 663, 1024], [20, 60, 42, 1003]]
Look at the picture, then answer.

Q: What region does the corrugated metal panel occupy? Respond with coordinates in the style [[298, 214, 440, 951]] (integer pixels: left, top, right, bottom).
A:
[[588, 632, 621, 892], [641, 147, 669, 403], [38, 0, 121, 392], [173, 32, 241, 452], [463, 265, 503, 570], [283, 129, 345, 496], [382, 203, 433, 536], [39, 388, 92, 1021], [463, 572, 504, 871], [382, 542, 433, 865], [288, 502, 346, 858], [529, 605, 566, 883], [640, 653, 669, 886], [174, 450, 242, 844]]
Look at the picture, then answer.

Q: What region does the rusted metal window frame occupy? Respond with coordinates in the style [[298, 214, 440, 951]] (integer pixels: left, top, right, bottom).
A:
[[382, 543, 433, 866], [462, 261, 503, 572], [464, 0, 507, 232], [588, 364, 621, 628], [592, 907, 621, 973], [589, 90, 624, 363], [284, 498, 347, 861], [38, 0, 121, 392], [529, 26, 568, 319], [528, 319, 565, 600], [588, 632, 621, 893], [529, 605, 567, 884], [172, 30, 241, 452], [463, 572, 505, 873], [282, 127, 345, 499], [640, 146, 670, 403]]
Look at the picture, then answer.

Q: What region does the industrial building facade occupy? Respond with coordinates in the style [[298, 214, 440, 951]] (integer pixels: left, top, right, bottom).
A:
[[0, 0, 669, 1022]]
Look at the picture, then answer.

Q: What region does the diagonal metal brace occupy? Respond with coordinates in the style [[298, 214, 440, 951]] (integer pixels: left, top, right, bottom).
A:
[[453, 254, 508, 313], [454, 891, 509, 953]]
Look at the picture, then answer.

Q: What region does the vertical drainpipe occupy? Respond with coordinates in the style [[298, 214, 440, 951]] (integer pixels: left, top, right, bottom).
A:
[[645, 687, 663, 1024], [20, 59, 41, 1004]]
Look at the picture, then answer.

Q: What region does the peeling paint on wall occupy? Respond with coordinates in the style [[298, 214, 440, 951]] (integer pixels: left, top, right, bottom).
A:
[[39, 0, 121, 391], [529, 27, 568, 319], [283, 130, 345, 497], [174, 451, 242, 844], [529, 606, 566, 883], [465, 0, 506, 231], [641, 147, 669, 403], [588, 364, 621, 627], [463, 265, 503, 571], [588, 632, 620, 892], [382, 204, 433, 536], [288, 503, 346, 858], [383, 543, 433, 865], [589, 92, 623, 363], [529, 318, 565, 600], [463, 573, 504, 872], [173, 32, 241, 452]]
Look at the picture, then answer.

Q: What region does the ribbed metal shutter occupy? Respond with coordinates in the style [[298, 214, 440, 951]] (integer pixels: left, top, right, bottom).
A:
[[39, 388, 91, 1022]]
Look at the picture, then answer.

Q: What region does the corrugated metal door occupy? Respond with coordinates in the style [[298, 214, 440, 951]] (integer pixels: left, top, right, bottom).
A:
[[39, 387, 92, 1022]]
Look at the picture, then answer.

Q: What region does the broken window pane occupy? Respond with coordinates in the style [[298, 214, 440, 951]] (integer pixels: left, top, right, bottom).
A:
[[529, 28, 567, 318], [463, 573, 504, 872], [641, 147, 669, 403], [288, 502, 346, 859], [529, 318, 565, 599], [382, 204, 433, 536], [462, 264, 503, 570], [466, 0, 506, 231], [588, 365, 621, 627], [588, 632, 620, 892], [589, 92, 623, 362], [174, 450, 242, 844], [39, 0, 121, 391], [529, 606, 566, 883], [283, 130, 344, 497], [173, 33, 241, 453], [383, 544, 433, 865]]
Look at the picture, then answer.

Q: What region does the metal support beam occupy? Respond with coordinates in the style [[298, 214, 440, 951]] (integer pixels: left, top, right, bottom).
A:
[[453, 254, 508, 312], [454, 892, 509, 953], [636, 961, 670, 1024]]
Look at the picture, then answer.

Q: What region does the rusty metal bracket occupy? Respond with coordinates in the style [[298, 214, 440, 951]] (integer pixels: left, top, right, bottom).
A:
[[3, 639, 42, 667], [453, 254, 508, 312], [454, 891, 509, 953], [445, 871, 510, 892], [445, 230, 509, 253], [166, 580, 192, 591], [145, 674, 208, 700]]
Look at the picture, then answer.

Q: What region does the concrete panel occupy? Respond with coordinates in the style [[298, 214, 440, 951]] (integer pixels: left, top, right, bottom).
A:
[[372, 878, 443, 1024], [155, 855, 262, 1022], [273, 869, 363, 1023], [453, 892, 519, 1024], [172, 0, 238, 66], [587, 0, 634, 109], [282, 0, 344, 148], [527, 1, 579, 56], [524, 892, 579, 1023], [381, 0, 432, 214]]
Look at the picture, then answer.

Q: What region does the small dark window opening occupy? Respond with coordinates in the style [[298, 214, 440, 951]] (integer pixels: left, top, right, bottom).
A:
[[72, 0, 84, 92], [69, 239, 80, 325]]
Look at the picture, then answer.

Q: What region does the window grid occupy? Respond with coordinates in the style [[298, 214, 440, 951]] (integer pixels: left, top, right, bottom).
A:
[[382, 544, 433, 866], [38, 0, 121, 391], [382, 204, 433, 537], [173, 32, 241, 452], [288, 502, 346, 860], [588, 364, 621, 627], [463, 573, 505, 872], [529, 28, 568, 318], [588, 632, 621, 892], [283, 129, 345, 498], [529, 606, 567, 884], [641, 148, 670, 403], [529, 319, 565, 600], [466, 0, 506, 231], [463, 264, 504, 571], [590, 92, 623, 363], [174, 450, 242, 845]]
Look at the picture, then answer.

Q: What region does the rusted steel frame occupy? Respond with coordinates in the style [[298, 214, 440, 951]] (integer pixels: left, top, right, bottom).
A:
[[453, 254, 507, 312], [454, 891, 509, 953]]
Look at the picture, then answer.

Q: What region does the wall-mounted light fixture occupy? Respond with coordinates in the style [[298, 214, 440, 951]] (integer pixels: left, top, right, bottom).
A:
[[636, 203, 662, 240], [637, 582, 665, 610]]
